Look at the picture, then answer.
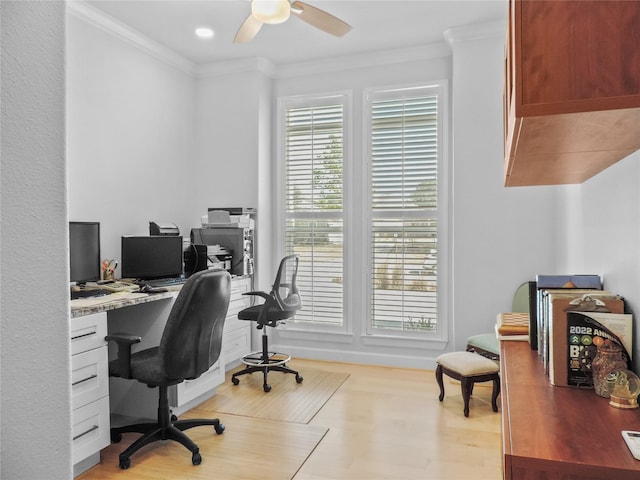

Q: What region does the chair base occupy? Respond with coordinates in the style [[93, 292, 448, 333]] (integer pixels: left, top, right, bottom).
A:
[[231, 352, 303, 392], [242, 351, 292, 367], [110, 386, 224, 469]]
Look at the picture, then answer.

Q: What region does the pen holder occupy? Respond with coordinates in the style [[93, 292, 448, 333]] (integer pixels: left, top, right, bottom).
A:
[[102, 269, 115, 281]]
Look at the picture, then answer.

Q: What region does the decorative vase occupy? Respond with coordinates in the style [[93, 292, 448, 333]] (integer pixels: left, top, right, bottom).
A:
[[592, 341, 627, 398]]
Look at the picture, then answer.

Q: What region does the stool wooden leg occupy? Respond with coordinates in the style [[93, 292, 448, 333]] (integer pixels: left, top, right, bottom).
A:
[[436, 365, 445, 402], [491, 374, 500, 412], [461, 378, 472, 417]]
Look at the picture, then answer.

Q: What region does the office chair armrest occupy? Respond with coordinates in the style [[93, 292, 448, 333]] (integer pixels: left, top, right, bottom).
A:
[[242, 291, 272, 302], [243, 291, 281, 326], [105, 333, 141, 379]]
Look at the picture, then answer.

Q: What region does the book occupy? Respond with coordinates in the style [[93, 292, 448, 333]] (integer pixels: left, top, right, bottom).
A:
[[525, 281, 538, 350], [536, 274, 603, 289], [535, 275, 602, 362], [565, 311, 633, 388], [545, 292, 625, 386]]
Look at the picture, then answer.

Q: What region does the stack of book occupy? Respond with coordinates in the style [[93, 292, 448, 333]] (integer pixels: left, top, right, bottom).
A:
[[533, 274, 634, 388], [496, 312, 529, 341]]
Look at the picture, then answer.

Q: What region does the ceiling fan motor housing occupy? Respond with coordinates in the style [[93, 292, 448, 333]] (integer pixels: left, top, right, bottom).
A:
[[251, 0, 291, 24]]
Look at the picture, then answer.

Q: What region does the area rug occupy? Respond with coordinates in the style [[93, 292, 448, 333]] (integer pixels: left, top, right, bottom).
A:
[[191, 367, 350, 424], [78, 414, 328, 480]]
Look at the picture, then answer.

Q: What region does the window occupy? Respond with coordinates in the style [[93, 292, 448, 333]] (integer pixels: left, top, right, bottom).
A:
[[278, 84, 445, 339], [366, 85, 442, 336], [280, 95, 347, 328]]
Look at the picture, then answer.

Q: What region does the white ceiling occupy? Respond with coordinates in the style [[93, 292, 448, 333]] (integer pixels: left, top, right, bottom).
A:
[[83, 0, 508, 66]]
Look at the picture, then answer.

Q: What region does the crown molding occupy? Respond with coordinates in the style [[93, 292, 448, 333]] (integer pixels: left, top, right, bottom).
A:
[[194, 43, 447, 80], [273, 43, 450, 79], [443, 20, 506, 47], [194, 57, 277, 79], [66, 0, 195, 75]]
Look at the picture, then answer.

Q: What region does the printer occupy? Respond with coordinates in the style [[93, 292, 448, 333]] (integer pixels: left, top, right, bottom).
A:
[[149, 221, 180, 236]]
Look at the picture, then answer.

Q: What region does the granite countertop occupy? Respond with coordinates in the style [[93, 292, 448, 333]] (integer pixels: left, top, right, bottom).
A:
[[70, 291, 176, 318]]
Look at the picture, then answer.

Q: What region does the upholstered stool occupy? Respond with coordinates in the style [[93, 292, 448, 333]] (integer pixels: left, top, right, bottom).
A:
[[466, 333, 500, 361], [436, 351, 500, 417]]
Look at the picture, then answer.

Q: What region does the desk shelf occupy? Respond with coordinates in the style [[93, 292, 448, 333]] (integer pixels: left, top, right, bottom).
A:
[[501, 341, 640, 480]]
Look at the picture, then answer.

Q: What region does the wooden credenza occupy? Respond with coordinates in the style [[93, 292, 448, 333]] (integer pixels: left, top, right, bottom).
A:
[[500, 341, 640, 480]]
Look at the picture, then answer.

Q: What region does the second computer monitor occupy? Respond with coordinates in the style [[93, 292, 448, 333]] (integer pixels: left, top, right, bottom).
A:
[[121, 235, 183, 280]]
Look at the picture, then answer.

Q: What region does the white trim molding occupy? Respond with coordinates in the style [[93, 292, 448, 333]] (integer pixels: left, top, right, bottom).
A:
[[443, 20, 506, 47], [66, 0, 195, 74]]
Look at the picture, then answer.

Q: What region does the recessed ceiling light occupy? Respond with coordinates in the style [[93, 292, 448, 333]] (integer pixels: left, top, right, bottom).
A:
[[195, 27, 214, 39]]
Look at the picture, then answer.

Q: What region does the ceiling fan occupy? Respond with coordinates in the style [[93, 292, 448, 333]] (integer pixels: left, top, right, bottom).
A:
[[234, 0, 352, 43]]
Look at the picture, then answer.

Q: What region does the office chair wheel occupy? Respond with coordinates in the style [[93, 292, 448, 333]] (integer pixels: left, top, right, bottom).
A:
[[231, 376, 240, 385], [296, 374, 304, 383], [111, 431, 122, 443], [215, 423, 225, 435], [119, 457, 131, 470], [192, 452, 202, 466], [264, 383, 272, 392]]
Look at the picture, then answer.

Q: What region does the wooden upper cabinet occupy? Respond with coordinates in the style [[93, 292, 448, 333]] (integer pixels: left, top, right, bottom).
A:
[[504, 0, 640, 186]]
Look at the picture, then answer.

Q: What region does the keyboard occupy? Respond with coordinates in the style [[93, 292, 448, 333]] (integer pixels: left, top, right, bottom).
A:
[[100, 281, 138, 293], [70, 289, 110, 300], [142, 277, 186, 288]]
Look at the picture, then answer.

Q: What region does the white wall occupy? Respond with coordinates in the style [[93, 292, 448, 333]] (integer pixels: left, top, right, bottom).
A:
[[559, 151, 640, 371], [1, 2, 72, 478], [66, 11, 196, 268], [193, 65, 273, 288], [446, 25, 559, 350]]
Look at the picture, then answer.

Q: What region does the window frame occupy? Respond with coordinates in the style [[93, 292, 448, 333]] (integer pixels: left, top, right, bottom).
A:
[[276, 91, 352, 334], [275, 83, 450, 347], [361, 82, 450, 342]]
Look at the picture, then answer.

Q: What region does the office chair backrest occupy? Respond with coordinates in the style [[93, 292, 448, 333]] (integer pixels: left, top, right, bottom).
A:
[[159, 269, 231, 380], [272, 255, 301, 313]]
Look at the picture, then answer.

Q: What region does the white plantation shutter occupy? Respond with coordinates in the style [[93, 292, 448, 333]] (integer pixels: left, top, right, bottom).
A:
[[283, 99, 345, 326], [367, 87, 440, 333]]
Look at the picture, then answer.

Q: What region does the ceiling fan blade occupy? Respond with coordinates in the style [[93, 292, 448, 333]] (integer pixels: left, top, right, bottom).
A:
[[234, 13, 264, 43], [291, 1, 352, 37]]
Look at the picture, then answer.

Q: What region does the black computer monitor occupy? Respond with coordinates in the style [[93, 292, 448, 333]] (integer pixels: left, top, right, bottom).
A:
[[69, 221, 101, 284], [121, 236, 184, 280]]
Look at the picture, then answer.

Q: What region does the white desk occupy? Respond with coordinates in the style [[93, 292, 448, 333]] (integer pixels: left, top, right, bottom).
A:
[[70, 276, 252, 477]]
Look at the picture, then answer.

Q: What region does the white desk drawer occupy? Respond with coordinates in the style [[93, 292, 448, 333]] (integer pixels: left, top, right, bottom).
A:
[[225, 279, 252, 333], [230, 277, 250, 301], [72, 346, 109, 409], [70, 312, 107, 355], [72, 396, 110, 465], [227, 293, 251, 317], [223, 327, 251, 367], [170, 360, 224, 408]]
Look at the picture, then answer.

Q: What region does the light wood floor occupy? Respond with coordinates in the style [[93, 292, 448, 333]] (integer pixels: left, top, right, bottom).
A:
[[84, 358, 503, 480]]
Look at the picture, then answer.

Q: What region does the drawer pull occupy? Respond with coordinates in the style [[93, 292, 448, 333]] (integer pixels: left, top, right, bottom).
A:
[[72, 374, 98, 387], [73, 424, 99, 441], [71, 331, 97, 341]]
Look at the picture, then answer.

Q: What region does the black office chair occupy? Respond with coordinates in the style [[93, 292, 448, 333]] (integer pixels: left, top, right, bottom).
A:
[[106, 269, 231, 469], [231, 255, 303, 392]]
